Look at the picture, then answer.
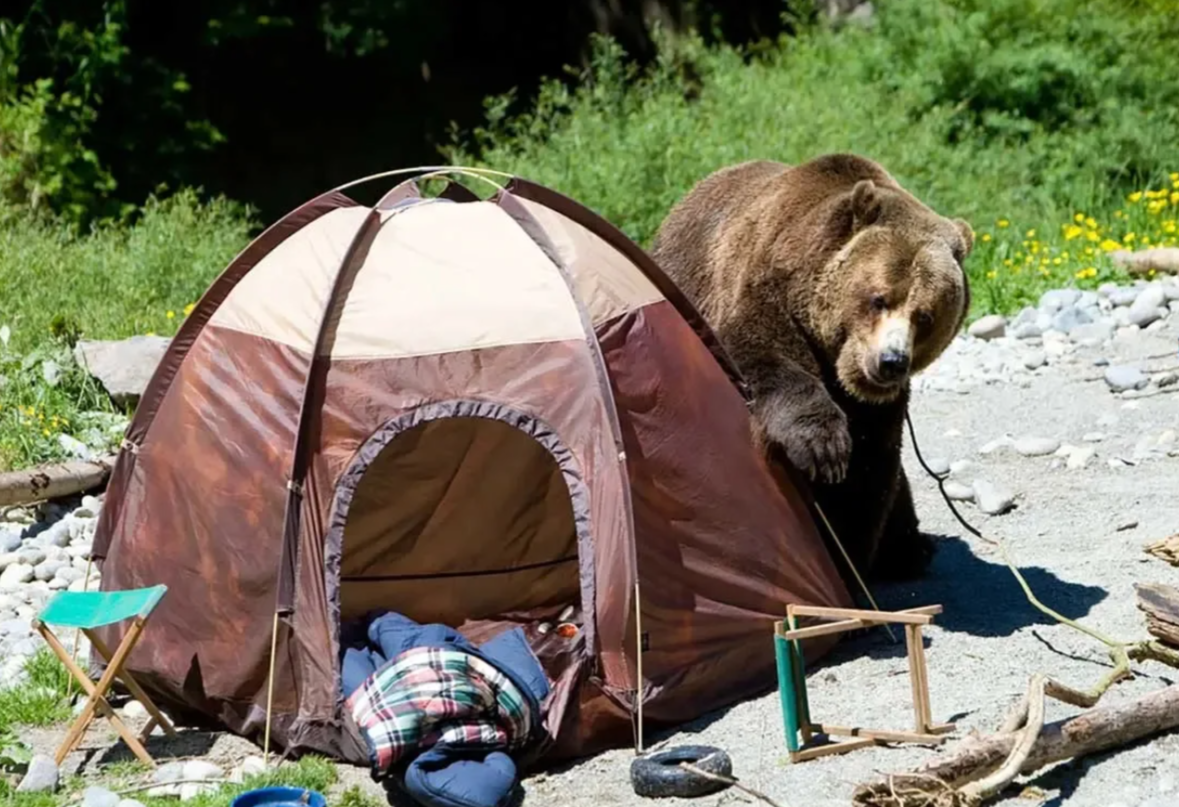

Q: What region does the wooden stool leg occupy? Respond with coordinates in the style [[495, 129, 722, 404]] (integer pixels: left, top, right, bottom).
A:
[[905, 625, 933, 732], [85, 629, 178, 738], [39, 620, 156, 767]]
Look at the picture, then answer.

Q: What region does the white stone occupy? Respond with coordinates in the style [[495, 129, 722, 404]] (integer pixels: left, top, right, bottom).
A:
[[943, 481, 975, 502], [1067, 446, 1096, 469], [0, 563, 34, 587], [973, 480, 1015, 515], [123, 699, 149, 720], [1014, 436, 1061, 457], [1082, 432, 1105, 442], [968, 314, 1007, 340]]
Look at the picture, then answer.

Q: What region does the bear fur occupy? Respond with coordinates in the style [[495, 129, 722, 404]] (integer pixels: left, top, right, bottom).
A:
[[651, 153, 973, 581]]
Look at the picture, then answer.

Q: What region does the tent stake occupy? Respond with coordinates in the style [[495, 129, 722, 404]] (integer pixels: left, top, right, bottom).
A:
[[263, 611, 280, 767], [634, 579, 644, 754]]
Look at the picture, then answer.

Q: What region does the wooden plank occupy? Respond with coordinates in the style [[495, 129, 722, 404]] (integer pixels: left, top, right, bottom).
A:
[[790, 737, 877, 762], [787, 605, 933, 625], [782, 617, 866, 641], [812, 724, 950, 745], [1136, 582, 1179, 647]]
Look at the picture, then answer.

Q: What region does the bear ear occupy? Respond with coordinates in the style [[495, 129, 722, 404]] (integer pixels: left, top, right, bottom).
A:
[[954, 218, 975, 259], [850, 179, 883, 230]]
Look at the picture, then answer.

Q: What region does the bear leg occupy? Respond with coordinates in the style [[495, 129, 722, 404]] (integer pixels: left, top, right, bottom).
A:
[[868, 466, 937, 581]]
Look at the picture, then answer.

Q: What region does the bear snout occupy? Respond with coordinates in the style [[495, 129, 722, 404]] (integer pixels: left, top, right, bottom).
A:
[[875, 349, 911, 381]]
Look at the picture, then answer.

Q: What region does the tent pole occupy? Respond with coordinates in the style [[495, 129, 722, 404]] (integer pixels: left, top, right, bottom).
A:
[[634, 579, 644, 754], [263, 610, 280, 767]]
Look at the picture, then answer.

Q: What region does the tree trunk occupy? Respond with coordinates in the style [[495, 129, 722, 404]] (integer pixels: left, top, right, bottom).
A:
[[0, 455, 117, 507], [853, 684, 1179, 806]]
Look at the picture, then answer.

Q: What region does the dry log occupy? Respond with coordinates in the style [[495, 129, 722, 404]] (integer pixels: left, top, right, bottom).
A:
[[1110, 247, 1179, 276], [852, 683, 1179, 806], [0, 455, 117, 507], [1145, 534, 1179, 567], [1137, 583, 1179, 648]]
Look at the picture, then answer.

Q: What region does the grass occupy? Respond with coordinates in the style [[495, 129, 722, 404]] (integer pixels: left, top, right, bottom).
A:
[[0, 649, 383, 807], [0, 189, 254, 471], [0, 753, 365, 807]]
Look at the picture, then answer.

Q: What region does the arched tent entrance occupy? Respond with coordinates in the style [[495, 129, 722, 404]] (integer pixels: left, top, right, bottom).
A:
[[328, 405, 589, 634], [89, 166, 854, 767]]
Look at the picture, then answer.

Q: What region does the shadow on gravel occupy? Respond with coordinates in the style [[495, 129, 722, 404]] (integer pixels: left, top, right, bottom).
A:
[[871, 534, 1109, 639]]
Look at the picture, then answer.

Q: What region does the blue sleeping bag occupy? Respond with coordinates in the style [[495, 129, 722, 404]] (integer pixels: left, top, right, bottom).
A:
[[341, 612, 551, 807]]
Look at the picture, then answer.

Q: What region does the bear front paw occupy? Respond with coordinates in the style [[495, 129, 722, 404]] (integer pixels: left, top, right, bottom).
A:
[[762, 400, 851, 485]]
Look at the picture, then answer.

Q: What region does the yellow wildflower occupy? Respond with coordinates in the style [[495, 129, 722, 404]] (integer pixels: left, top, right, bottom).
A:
[[1052, 257, 1062, 265], [1170, 192, 1179, 205], [1085, 217, 1097, 229], [1115, 210, 1124, 219], [1085, 230, 1100, 242], [1039, 268, 1050, 277], [42, 429, 50, 437], [1074, 213, 1085, 223], [1129, 191, 1143, 203], [997, 219, 1010, 228], [1171, 172, 1179, 182], [1064, 225, 1083, 240], [986, 270, 997, 280], [981, 233, 992, 242], [1003, 258, 1014, 266], [1124, 232, 1136, 243], [1026, 229, 1036, 237], [1100, 239, 1121, 252], [166, 310, 175, 320], [183, 303, 196, 317]]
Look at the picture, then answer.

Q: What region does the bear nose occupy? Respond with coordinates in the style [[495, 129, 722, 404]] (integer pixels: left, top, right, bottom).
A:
[[877, 350, 910, 380]]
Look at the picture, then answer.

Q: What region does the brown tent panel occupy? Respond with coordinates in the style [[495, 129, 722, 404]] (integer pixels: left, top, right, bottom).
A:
[[90, 169, 853, 766]]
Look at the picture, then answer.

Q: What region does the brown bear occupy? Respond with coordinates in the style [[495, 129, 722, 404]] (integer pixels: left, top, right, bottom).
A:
[[650, 153, 972, 582]]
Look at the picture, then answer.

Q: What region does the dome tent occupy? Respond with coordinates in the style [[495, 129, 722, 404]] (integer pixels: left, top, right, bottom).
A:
[[89, 167, 853, 765]]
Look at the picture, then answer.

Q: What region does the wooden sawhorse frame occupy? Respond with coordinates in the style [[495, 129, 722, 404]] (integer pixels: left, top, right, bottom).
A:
[[774, 603, 955, 762]]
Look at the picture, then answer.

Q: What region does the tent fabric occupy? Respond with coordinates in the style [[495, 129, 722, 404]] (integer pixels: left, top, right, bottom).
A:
[[89, 172, 853, 766]]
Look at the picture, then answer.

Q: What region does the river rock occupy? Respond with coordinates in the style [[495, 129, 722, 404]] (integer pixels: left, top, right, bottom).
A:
[[82, 786, 121, 807], [1023, 350, 1047, 370], [73, 335, 170, 408], [943, 481, 975, 502], [0, 563, 34, 587], [1104, 365, 1148, 392], [1014, 436, 1060, 457], [1040, 289, 1081, 312], [16, 755, 59, 793], [968, 315, 1006, 340], [1109, 287, 1139, 307], [973, 480, 1015, 515]]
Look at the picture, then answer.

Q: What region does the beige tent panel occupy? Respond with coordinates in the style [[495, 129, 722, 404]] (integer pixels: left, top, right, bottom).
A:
[[210, 200, 590, 359], [209, 206, 371, 351], [330, 202, 585, 360], [515, 198, 664, 325]]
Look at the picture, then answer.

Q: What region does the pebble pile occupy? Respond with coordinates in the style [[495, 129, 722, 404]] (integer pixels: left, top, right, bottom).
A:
[[914, 275, 1179, 395]]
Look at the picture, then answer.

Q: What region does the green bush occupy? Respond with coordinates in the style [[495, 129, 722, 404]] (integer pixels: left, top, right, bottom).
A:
[[0, 188, 253, 470], [446, 0, 1179, 316]]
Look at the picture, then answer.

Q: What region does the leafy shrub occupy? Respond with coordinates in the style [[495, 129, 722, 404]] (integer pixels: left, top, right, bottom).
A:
[[446, 0, 1179, 315]]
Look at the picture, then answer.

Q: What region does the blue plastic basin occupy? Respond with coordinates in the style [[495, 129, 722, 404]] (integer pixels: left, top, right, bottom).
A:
[[230, 786, 328, 807]]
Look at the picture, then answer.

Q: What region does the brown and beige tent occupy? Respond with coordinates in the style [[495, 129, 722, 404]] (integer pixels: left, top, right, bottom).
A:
[[90, 168, 853, 765]]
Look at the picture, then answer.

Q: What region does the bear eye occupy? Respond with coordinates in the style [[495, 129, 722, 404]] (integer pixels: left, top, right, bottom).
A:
[[869, 294, 888, 312], [916, 311, 934, 329]]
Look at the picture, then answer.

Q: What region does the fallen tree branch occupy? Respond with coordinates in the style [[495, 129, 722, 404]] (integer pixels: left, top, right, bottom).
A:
[[852, 683, 1179, 806], [0, 455, 116, 507], [1144, 535, 1179, 568], [960, 674, 1045, 801], [1110, 247, 1179, 276]]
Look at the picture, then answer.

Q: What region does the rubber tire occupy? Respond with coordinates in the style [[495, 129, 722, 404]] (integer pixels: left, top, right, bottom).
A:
[[629, 744, 733, 799]]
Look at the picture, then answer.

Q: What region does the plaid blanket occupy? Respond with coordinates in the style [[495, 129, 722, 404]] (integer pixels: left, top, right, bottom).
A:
[[345, 646, 534, 776]]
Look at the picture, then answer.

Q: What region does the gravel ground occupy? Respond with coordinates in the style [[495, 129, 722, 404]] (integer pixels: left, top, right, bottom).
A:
[[10, 278, 1179, 806], [523, 285, 1179, 807]]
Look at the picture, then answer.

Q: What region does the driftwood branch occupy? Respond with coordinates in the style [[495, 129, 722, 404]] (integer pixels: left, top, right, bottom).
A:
[[1144, 534, 1179, 568], [852, 683, 1179, 806], [0, 455, 116, 507], [1136, 583, 1179, 648], [1110, 247, 1179, 276], [679, 761, 787, 807]]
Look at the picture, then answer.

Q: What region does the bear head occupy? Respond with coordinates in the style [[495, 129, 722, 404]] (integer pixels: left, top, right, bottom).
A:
[[803, 174, 973, 404]]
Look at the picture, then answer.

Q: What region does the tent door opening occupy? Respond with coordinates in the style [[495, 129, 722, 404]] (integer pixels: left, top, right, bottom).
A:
[[334, 411, 586, 641]]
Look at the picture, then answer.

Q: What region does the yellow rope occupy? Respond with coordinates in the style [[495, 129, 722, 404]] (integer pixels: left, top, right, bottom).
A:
[[812, 501, 897, 643]]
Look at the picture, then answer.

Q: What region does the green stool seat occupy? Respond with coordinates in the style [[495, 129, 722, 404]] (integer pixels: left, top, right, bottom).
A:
[[39, 585, 167, 629]]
